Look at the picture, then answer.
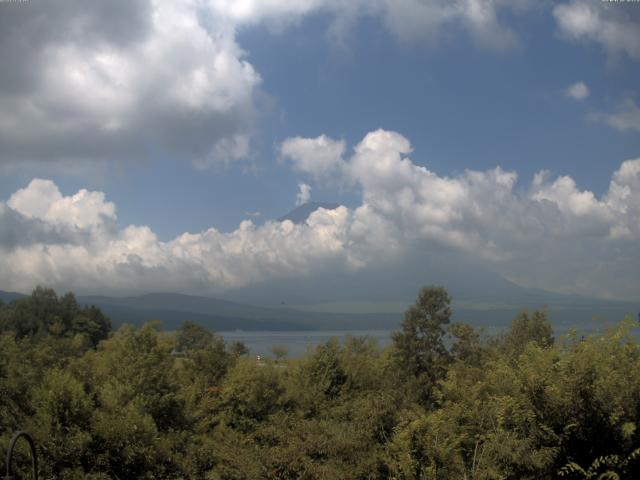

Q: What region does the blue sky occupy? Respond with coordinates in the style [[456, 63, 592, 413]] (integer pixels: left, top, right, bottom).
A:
[[0, 0, 639, 302]]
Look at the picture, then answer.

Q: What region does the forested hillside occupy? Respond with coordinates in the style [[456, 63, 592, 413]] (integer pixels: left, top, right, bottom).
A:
[[1, 287, 639, 479]]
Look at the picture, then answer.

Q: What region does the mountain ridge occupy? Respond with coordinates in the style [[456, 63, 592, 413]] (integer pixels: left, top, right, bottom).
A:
[[1, 288, 637, 333]]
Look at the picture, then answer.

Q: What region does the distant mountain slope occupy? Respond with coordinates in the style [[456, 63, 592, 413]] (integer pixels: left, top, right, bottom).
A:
[[1, 287, 637, 333], [278, 202, 340, 224], [84, 303, 305, 331], [0, 288, 396, 330], [80, 293, 269, 319], [78, 292, 397, 331], [0, 290, 26, 303]]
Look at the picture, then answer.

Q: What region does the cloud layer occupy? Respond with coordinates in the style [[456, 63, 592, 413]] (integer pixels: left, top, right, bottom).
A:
[[2, 129, 639, 300], [0, 0, 260, 167], [593, 98, 640, 133], [212, 0, 538, 50], [0, 0, 529, 168], [1, 1, 638, 168], [554, 0, 640, 60]]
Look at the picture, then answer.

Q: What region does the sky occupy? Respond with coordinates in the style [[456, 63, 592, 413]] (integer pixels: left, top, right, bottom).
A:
[[0, 0, 639, 303]]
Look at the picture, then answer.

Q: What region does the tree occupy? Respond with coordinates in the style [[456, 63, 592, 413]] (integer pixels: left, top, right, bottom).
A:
[[0, 287, 110, 346], [304, 338, 348, 400], [228, 340, 249, 358], [70, 305, 111, 347], [219, 360, 285, 432], [176, 320, 214, 352], [271, 345, 288, 363], [392, 286, 452, 406], [449, 322, 484, 367], [498, 310, 554, 359]]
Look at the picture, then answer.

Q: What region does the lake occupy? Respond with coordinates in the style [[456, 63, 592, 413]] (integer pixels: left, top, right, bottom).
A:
[[219, 318, 627, 358], [219, 329, 393, 357]]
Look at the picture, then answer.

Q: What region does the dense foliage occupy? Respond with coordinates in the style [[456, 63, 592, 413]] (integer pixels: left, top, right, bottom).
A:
[[1, 287, 639, 479]]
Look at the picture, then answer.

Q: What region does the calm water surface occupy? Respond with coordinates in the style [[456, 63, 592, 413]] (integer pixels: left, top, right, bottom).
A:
[[219, 330, 393, 358], [219, 321, 615, 358]]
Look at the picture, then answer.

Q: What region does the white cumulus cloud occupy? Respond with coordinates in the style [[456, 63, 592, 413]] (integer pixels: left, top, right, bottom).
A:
[[296, 183, 312, 206], [565, 81, 589, 101], [280, 135, 346, 181], [1, 129, 639, 300], [0, 0, 260, 167], [8, 179, 116, 230]]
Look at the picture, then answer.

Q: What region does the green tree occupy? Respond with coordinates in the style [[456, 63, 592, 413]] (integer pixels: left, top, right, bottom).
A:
[[69, 305, 111, 347], [498, 309, 554, 360], [303, 338, 348, 400], [28, 369, 94, 478], [228, 340, 250, 358], [449, 322, 484, 367], [0, 287, 110, 347], [392, 286, 452, 406], [219, 360, 286, 433], [271, 345, 288, 363], [176, 320, 214, 352]]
